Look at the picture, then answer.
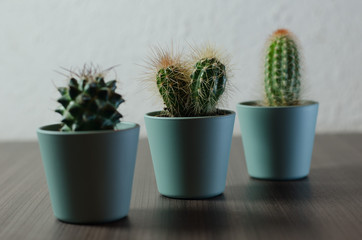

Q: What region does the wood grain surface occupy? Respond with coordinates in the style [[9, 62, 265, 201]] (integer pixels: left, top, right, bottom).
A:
[[1, 135, 362, 240]]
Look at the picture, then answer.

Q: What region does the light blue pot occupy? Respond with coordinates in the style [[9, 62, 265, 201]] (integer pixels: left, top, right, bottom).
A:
[[144, 110, 235, 199], [37, 122, 139, 224], [236, 101, 318, 180]]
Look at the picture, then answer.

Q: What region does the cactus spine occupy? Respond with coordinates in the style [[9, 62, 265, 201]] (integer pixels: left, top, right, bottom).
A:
[[264, 29, 301, 106], [190, 57, 226, 115], [56, 65, 124, 131]]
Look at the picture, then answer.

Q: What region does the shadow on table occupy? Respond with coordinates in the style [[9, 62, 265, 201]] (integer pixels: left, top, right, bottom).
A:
[[55, 160, 362, 238], [105, 194, 229, 232], [101, 164, 362, 233], [225, 177, 312, 203], [103, 207, 318, 238], [103, 195, 317, 237], [226, 164, 362, 203]]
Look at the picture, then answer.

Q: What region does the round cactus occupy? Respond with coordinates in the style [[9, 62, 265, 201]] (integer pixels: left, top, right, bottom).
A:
[[264, 29, 301, 106], [190, 57, 226, 115], [55, 66, 124, 131]]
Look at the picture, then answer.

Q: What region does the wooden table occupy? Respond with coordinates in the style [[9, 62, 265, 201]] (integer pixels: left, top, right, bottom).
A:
[[1, 135, 362, 240]]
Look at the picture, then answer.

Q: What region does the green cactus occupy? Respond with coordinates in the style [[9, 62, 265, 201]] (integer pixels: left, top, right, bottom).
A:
[[264, 29, 301, 106], [190, 57, 227, 115], [156, 65, 190, 117], [147, 45, 228, 117], [55, 66, 124, 131]]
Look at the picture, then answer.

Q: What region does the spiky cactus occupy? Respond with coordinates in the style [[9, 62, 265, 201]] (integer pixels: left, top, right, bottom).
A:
[[56, 66, 124, 131], [156, 64, 190, 117], [147, 45, 228, 117], [190, 57, 226, 115], [264, 29, 301, 106]]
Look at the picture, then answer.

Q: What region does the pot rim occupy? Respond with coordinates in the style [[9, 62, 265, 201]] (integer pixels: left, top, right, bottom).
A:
[[144, 109, 235, 120], [237, 100, 318, 109], [37, 121, 140, 136]]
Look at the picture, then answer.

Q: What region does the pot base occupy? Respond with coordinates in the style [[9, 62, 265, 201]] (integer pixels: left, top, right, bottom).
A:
[[56, 214, 128, 225], [160, 192, 223, 200], [249, 175, 309, 181]]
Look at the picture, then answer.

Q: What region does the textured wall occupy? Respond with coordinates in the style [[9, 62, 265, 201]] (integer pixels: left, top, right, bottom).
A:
[[1, 0, 362, 140]]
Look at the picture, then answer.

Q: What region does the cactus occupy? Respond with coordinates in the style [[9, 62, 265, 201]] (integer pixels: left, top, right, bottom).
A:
[[146, 45, 228, 117], [264, 29, 301, 106], [190, 56, 227, 115], [156, 65, 190, 117], [148, 47, 190, 117], [55, 65, 124, 131]]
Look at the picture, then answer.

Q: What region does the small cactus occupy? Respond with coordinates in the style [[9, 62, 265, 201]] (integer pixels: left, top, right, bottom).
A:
[[190, 55, 227, 115], [146, 45, 228, 117], [264, 29, 301, 106], [156, 64, 190, 117], [146, 47, 191, 117], [56, 65, 124, 131]]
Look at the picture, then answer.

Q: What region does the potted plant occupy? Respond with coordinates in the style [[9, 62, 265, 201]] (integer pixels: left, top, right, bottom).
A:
[[236, 29, 318, 180], [37, 65, 140, 223], [144, 46, 235, 199]]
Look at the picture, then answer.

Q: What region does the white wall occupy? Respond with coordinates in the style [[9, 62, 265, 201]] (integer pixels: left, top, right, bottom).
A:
[[1, 0, 362, 140]]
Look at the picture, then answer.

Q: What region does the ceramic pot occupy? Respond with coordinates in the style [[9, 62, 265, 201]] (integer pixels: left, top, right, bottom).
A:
[[236, 101, 318, 180], [144, 110, 235, 199], [37, 122, 139, 223]]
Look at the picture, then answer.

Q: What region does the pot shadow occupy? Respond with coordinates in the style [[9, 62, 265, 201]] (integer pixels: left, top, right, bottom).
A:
[[226, 164, 362, 204], [103, 202, 230, 234], [104, 193, 227, 230], [101, 193, 318, 238], [306, 165, 362, 201], [225, 177, 312, 203], [105, 206, 318, 239]]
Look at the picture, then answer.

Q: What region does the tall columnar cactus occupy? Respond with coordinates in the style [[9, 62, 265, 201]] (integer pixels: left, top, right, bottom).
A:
[[190, 56, 227, 115], [264, 29, 301, 106], [56, 66, 124, 131]]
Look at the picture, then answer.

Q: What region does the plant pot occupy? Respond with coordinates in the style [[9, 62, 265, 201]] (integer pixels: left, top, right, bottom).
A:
[[236, 101, 318, 180], [37, 122, 140, 224], [144, 110, 235, 199]]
